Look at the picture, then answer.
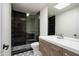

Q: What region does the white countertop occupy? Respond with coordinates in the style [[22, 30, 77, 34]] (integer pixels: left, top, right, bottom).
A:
[[39, 35, 79, 55]]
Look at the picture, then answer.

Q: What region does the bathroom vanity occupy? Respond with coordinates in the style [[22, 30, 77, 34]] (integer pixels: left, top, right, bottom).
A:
[[39, 36, 79, 56]]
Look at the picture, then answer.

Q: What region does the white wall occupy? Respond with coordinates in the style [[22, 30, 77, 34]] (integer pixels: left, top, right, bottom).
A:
[[40, 7, 48, 36], [76, 7, 79, 38], [0, 3, 2, 56], [55, 7, 79, 38], [2, 3, 11, 56]]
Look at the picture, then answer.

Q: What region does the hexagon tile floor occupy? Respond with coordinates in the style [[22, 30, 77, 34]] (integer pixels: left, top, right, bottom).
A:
[[13, 50, 42, 56]]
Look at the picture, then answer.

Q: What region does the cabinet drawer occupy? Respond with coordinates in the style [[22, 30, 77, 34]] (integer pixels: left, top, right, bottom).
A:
[[39, 39, 63, 56], [63, 49, 79, 56], [49, 44, 63, 56], [39, 41, 50, 56]]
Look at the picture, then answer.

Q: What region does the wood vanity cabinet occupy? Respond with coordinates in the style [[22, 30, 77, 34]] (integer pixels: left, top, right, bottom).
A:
[[63, 49, 79, 56], [39, 39, 79, 56], [49, 44, 63, 56], [39, 39, 63, 56], [39, 42, 50, 56]]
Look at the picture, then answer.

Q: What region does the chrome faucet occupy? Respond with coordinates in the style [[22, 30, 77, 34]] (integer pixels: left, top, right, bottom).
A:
[[57, 34, 64, 39]]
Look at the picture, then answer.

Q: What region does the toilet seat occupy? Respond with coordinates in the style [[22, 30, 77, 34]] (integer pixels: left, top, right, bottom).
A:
[[31, 42, 42, 55], [31, 42, 39, 50]]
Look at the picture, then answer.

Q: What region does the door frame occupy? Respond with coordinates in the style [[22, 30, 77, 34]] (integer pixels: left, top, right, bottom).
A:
[[0, 3, 11, 56], [0, 3, 2, 56]]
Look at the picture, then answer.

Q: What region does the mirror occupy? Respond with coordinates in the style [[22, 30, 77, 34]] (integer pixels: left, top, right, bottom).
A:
[[48, 3, 79, 39]]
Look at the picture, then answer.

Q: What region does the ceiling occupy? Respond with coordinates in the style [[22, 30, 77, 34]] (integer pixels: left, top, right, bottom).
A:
[[12, 3, 47, 15], [12, 3, 79, 17], [48, 3, 79, 17]]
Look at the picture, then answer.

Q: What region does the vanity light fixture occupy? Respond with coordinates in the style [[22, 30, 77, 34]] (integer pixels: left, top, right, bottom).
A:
[[54, 3, 71, 10]]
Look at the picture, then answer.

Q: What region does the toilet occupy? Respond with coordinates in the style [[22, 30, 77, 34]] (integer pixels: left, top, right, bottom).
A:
[[31, 42, 41, 56]]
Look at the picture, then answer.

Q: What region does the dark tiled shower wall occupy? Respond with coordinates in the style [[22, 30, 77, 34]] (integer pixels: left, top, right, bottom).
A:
[[12, 10, 27, 46], [12, 10, 39, 47]]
